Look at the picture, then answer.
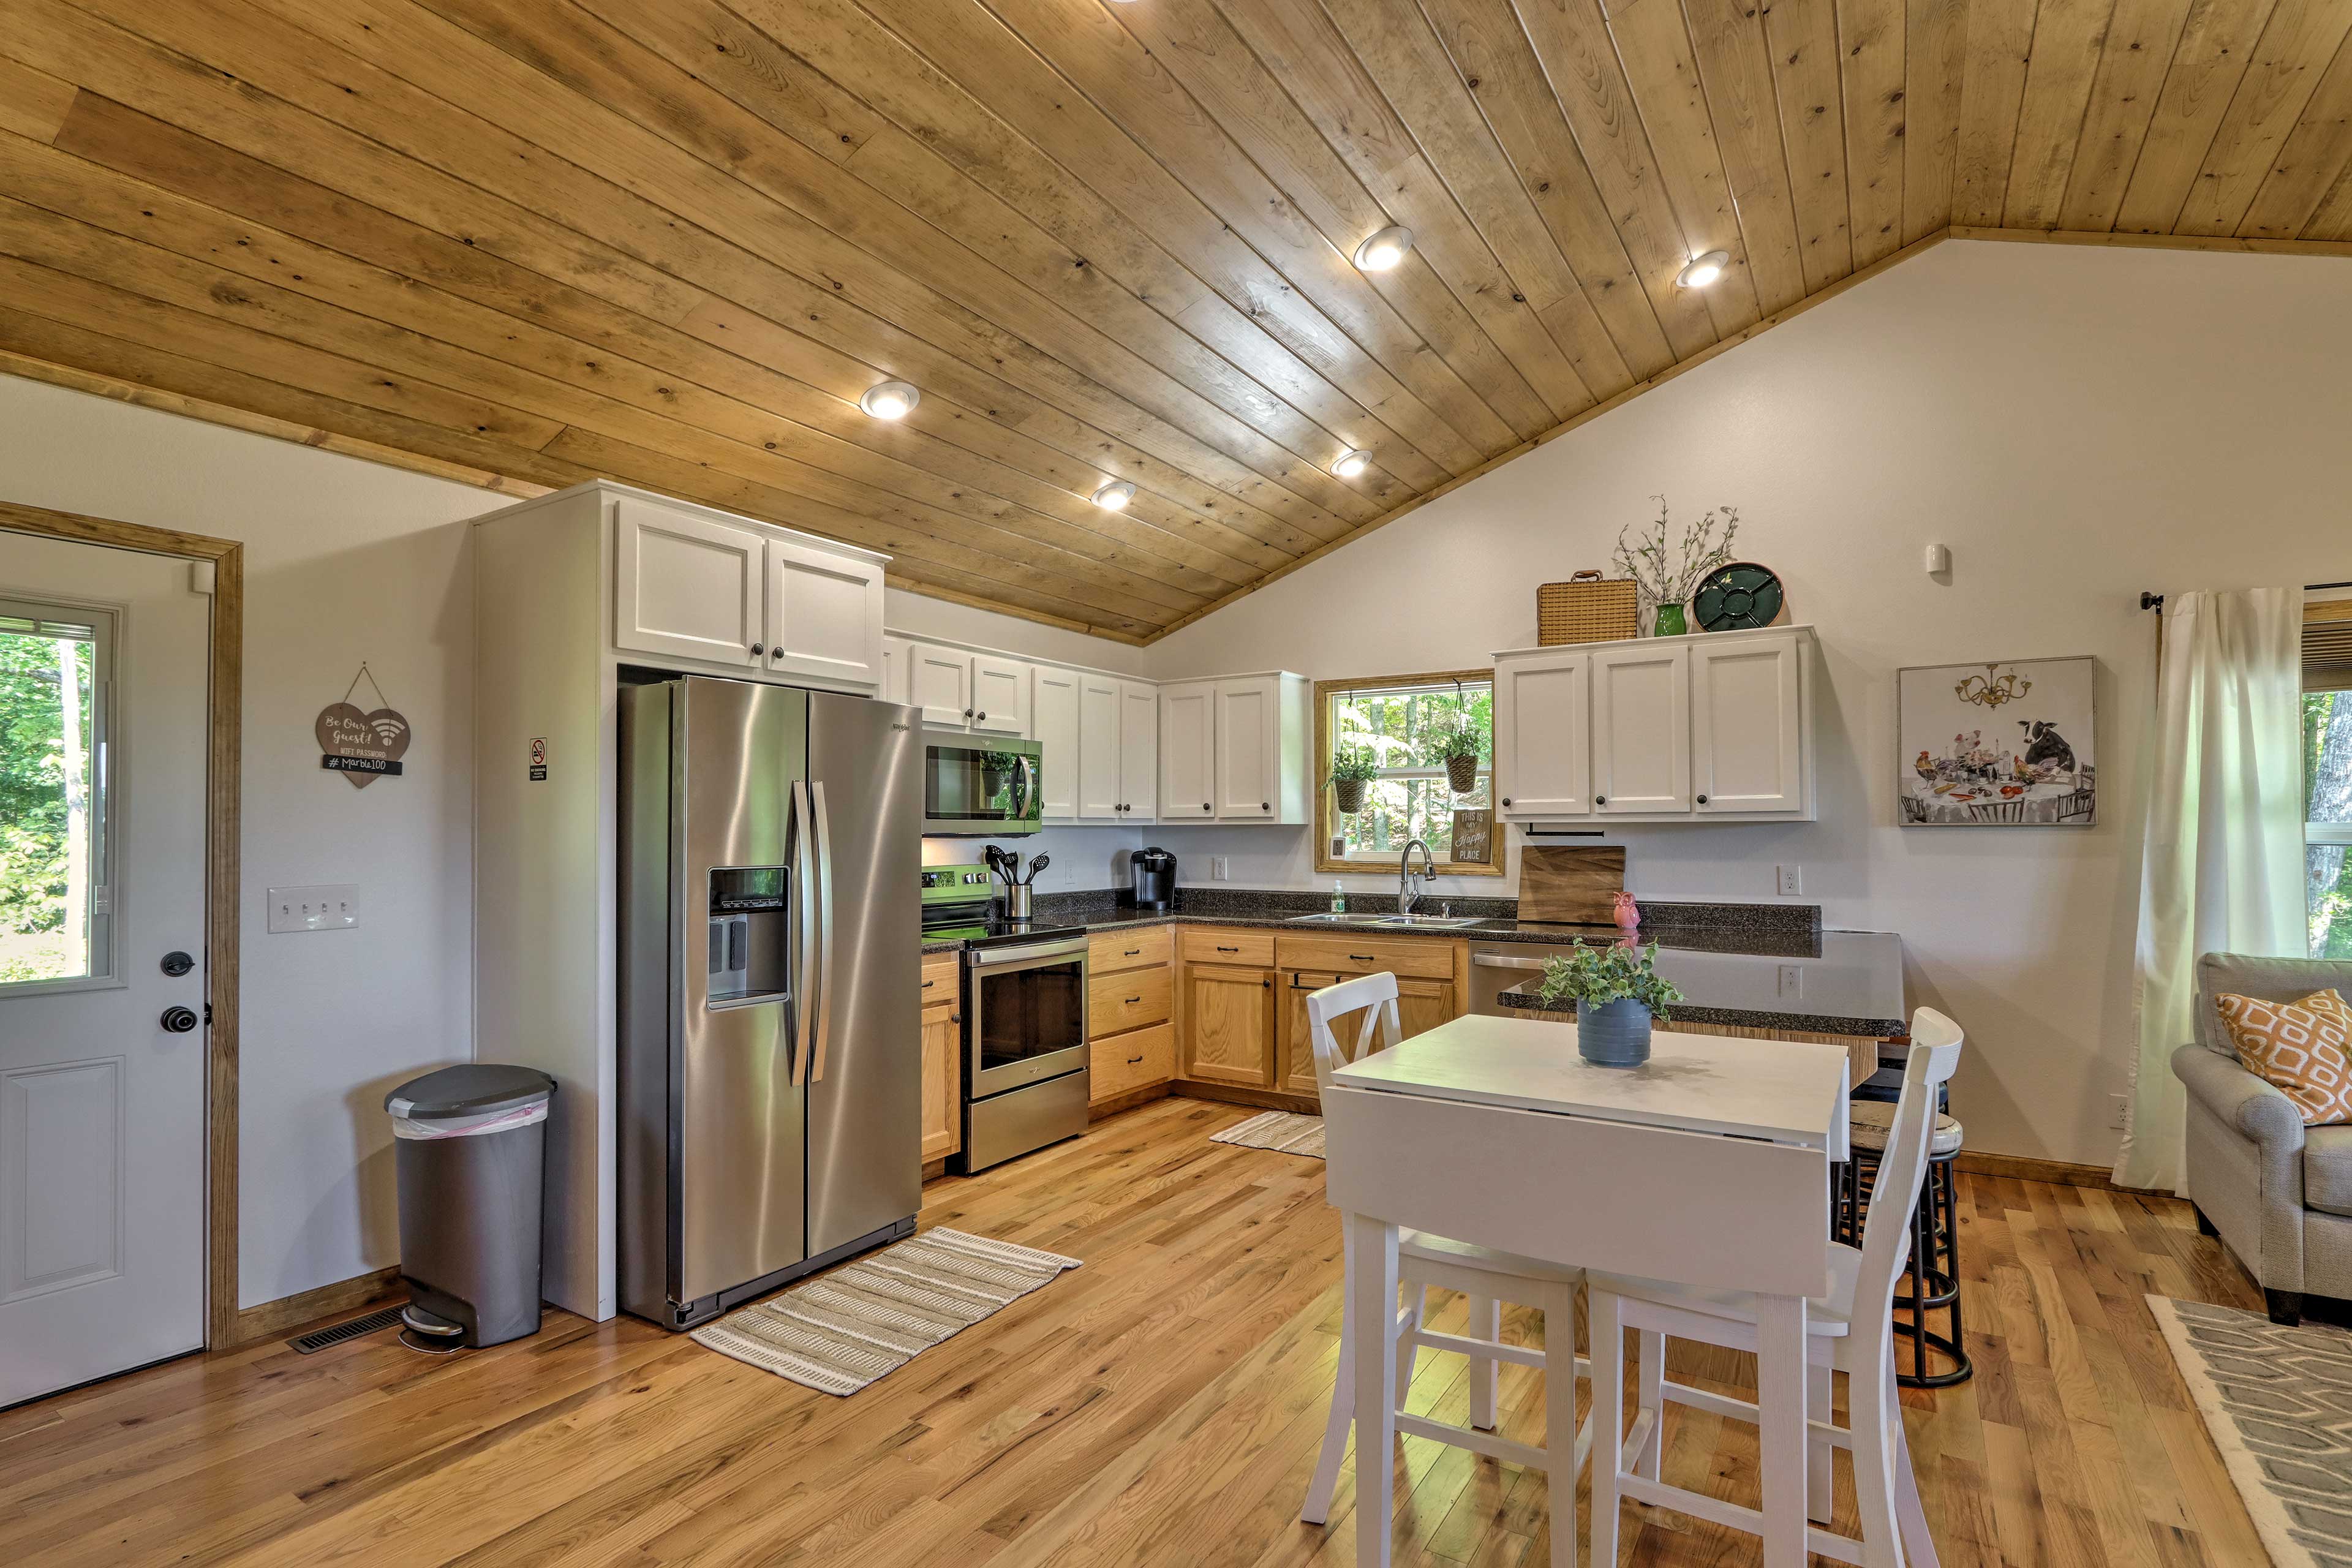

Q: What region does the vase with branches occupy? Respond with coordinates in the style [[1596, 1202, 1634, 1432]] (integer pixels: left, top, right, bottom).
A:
[[1612, 496, 1741, 636]]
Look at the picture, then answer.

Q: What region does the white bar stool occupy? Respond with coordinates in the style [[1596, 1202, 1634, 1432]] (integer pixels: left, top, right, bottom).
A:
[[1297, 973, 1591, 1566], [1585, 1009, 1963, 1568]]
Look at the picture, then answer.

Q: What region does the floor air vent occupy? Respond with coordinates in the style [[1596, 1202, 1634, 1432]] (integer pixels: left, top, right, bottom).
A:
[[288, 1305, 405, 1355]]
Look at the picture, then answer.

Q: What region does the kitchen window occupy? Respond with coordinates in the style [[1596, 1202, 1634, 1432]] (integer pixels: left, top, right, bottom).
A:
[[0, 598, 113, 989], [1313, 670, 1499, 876], [2307, 597, 2352, 958]]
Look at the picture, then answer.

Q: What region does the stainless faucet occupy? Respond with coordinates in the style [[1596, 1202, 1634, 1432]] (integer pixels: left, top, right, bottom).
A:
[[1398, 839, 1436, 917]]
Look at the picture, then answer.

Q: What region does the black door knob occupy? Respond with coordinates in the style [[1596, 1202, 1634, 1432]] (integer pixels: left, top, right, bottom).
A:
[[160, 1006, 200, 1034], [160, 950, 194, 978], [750, 643, 764, 657]]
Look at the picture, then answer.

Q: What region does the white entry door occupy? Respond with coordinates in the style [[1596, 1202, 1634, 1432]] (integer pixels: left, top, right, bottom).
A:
[[0, 532, 210, 1408]]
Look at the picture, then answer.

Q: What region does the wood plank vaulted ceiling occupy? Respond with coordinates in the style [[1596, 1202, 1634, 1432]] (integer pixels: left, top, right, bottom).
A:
[[1, 1, 2348, 644]]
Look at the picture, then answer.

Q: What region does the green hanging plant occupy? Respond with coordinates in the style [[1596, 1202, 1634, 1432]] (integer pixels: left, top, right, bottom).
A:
[[1534, 941, 1683, 1020], [1327, 745, 1379, 814]]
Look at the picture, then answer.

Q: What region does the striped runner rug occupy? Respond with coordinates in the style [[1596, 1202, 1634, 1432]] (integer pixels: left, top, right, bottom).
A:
[[1210, 1110, 1325, 1159], [692, 1228, 1082, 1396]]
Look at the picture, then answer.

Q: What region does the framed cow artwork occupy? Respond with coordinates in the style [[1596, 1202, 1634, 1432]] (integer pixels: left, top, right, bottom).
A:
[[1897, 656, 2095, 827]]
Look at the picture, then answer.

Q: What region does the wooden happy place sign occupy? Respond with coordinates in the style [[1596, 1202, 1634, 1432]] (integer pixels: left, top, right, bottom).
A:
[[317, 663, 410, 788]]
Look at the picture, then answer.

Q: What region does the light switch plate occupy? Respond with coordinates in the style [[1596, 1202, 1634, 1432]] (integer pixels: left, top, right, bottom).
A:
[[268, 884, 360, 933], [1211, 856, 1230, 881], [1776, 864, 1802, 897], [1777, 964, 1803, 998]]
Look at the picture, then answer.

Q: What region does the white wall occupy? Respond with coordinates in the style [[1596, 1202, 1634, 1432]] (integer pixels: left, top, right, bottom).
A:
[[1147, 239, 2352, 1168]]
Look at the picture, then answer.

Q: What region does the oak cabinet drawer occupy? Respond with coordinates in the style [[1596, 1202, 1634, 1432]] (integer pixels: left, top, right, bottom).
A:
[[1089, 925, 1172, 974], [920, 952, 960, 1000], [1274, 934, 1455, 981], [1089, 965, 1172, 1036], [1090, 1023, 1174, 1103], [1180, 927, 1276, 967]]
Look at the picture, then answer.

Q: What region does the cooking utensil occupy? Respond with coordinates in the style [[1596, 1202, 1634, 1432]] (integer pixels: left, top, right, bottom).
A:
[[1023, 853, 1049, 885]]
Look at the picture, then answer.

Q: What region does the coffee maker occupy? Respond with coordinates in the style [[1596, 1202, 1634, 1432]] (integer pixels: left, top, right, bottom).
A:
[[1127, 846, 1177, 913]]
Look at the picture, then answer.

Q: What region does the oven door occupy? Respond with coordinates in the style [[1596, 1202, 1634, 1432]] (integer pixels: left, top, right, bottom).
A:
[[967, 938, 1089, 1098], [922, 733, 1042, 836]]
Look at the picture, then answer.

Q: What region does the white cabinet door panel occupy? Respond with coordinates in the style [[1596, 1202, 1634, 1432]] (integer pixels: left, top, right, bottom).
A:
[[907, 643, 973, 729], [1592, 643, 1690, 814], [1033, 666, 1080, 819], [764, 538, 882, 688], [612, 497, 761, 666], [1214, 677, 1281, 819], [969, 654, 1031, 736], [1077, 674, 1123, 820], [1494, 650, 1591, 818], [1158, 682, 1216, 820], [879, 635, 911, 706], [1120, 681, 1159, 820], [1692, 635, 1803, 813]]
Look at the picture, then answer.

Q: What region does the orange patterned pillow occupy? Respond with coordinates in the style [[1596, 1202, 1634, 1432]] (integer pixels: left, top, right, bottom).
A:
[[2214, 989, 2352, 1126]]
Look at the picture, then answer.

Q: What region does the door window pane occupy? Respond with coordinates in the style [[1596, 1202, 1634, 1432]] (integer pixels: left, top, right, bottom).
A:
[[0, 606, 107, 985], [2307, 690, 2352, 958]]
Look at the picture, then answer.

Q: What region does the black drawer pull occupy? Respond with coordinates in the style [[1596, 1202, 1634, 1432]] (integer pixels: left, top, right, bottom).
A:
[[1125, 995, 1142, 1005], [922, 979, 935, 989], [1127, 1054, 1144, 1065], [1349, 954, 1375, 962], [1123, 948, 1141, 956]]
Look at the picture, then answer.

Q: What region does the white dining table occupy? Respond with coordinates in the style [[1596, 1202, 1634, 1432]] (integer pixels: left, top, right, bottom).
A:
[[1322, 1012, 1853, 1568]]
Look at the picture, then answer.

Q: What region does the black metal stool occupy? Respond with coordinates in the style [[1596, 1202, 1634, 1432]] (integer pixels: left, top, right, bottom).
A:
[[1834, 1099, 1972, 1389]]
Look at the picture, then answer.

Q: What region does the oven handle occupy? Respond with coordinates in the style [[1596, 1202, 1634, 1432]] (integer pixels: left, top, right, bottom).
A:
[[968, 936, 1090, 969]]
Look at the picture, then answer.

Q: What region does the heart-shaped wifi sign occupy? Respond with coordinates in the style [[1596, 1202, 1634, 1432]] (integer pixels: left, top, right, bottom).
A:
[[316, 701, 412, 790]]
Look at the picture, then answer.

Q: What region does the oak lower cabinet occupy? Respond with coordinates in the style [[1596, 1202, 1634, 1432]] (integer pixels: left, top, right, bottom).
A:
[[1180, 963, 1280, 1087], [1278, 971, 1458, 1095], [1088, 926, 1175, 1106], [920, 954, 961, 1164]]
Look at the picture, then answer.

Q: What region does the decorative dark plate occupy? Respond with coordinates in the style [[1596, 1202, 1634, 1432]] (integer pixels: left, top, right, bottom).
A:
[[1693, 562, 1784, 631]]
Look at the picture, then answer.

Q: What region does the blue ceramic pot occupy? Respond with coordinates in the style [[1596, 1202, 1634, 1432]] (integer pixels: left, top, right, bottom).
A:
[[1576, 998, 1654, 1067]]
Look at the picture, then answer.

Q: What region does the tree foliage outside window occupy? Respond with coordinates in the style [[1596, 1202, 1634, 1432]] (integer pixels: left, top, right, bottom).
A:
[[0, 612, 99, 984], [2307, 688, 2352, 959], [1324, 677, 1494, 867]]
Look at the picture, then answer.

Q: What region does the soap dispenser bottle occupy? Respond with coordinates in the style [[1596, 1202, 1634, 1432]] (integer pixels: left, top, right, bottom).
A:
[[1331, 881, 1347, 914]]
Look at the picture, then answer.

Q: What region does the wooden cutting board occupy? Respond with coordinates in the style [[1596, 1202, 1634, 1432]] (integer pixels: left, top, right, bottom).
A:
[[1517, 846, 1626, 924]]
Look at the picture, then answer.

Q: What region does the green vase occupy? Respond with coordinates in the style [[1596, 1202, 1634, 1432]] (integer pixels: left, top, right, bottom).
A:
[[1653, 603, 1688, 637]]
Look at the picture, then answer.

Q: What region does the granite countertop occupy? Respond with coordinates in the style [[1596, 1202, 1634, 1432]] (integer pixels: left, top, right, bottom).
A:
[[1490, 930, 1909, 1039]]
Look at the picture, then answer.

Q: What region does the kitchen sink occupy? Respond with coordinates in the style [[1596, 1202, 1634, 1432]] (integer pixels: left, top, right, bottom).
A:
[[1370, 914, 1485, 929], [1284, 912, 1362, 924]]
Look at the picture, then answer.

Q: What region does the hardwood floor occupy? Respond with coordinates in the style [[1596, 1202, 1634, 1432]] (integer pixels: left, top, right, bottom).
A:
[[0, 1097, 2273, 1566]]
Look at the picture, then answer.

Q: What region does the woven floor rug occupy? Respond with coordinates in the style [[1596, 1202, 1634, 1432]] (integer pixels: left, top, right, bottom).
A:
[[692, 1228, 1080, 1396], [1210, 1110, 1325, 1158], [2150, 1294, 2352, 1567]]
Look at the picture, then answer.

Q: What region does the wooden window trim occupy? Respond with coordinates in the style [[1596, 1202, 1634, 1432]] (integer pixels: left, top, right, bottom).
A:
[[1313, 668, 1502, 878]]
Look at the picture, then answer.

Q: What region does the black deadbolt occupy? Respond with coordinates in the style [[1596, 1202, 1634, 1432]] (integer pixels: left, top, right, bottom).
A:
[[161, 950, 195, 977], [160, 1006, 200, 1034]]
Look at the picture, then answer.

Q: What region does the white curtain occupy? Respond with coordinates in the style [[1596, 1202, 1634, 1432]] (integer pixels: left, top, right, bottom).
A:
[[2116, 587, 2307, 1193]]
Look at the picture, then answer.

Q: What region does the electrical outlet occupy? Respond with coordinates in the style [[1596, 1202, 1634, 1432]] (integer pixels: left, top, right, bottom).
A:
[[1777, 964, 1803, 998], [2109, 1093, 2129, 1131], [268, 884, 360, 933], [1776, 864, 1802, 897], [1211, 856, 1229, 881]]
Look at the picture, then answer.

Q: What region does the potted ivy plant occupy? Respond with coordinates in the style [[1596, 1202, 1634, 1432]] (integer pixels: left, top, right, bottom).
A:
[[1427, 717, 1482, 795], [1535, 941, 1684, 1066], [1327, 745, 1378, 815]]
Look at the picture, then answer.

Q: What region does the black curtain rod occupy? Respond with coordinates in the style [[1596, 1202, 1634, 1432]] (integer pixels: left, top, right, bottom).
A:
[[2141, 580, 2352, 612]]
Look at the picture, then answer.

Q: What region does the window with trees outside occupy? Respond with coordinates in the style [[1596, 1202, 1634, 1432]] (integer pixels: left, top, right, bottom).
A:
[[0, 600, 114, 989], [2309, 598, 2352, 959], [1314, 671, 1498, 876]]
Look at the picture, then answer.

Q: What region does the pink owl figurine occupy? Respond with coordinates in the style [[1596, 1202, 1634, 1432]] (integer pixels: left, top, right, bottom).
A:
[[1611, 891, 1641, 935]]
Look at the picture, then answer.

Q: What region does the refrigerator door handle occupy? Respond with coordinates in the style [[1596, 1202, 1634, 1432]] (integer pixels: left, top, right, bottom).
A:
[[810, 779, 836, 1084], [791, 780, 818, 1086]]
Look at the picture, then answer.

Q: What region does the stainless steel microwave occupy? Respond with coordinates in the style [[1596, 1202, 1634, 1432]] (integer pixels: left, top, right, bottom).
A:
[[919, 731, 1042, 837]]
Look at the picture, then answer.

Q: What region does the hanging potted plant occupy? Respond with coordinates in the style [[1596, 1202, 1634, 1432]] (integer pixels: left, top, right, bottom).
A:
[[1535, 941, 1684, 1067], [1427, 717, 1482, 796], [1327, 745, 1378, 815]]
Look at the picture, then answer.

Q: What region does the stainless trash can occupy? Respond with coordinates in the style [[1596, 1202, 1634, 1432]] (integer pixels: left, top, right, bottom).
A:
[[385, 1064, 556, 1349]]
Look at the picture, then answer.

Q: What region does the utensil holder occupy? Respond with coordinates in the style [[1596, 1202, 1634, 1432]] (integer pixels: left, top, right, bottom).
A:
[[1001, 884, 1033, 920]]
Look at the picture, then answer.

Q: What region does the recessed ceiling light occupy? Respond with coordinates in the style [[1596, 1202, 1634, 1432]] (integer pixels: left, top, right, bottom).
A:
[[1352, 225, 1414, 272], [859, 380, 919, 420], [1093, 480, 1137, 510], [1332, 449, 1372, 479], [1676, 251, 1731, 290]]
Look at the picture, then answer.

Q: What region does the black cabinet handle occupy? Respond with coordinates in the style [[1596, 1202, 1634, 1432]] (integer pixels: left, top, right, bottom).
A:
[[1696, 793, 1709, 805], [1123, 948, 1141, 957], [771, 649, 782, 661], [750, 642, 764, 656], [949, 1013, 962, 1023], [1501, 796, 1512, 807], [1202, 802, 1211, 812], [1349, 954, 1375, 963], [978, 710, 987, 721], [1125, 995, 1142, 1005], [922, 979, 935, 989], [1128, 1054, 1144, 1065], [1596, 793, 1608, 805], [1261, 979, 1271, 989], [1216, 944, 1240, 953], [160, 1006, 199, 1034], [1261, 801, 1270, 810], [963, 707, 974, 718]]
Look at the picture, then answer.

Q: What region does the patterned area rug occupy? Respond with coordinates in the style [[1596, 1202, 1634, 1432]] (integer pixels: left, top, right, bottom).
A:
[[1210, 1110, 1325, 1158], [2150, 1294, 2352, 1567], [692, 1228, 1080, 1396]]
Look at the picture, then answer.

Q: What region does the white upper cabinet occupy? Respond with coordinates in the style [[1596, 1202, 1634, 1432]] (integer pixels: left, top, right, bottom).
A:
[[1692, 633, 1804, 813], [1493, 649, 1591, 819], [1120, 681, 1159, 820], [1033, 665, 1080, 820], [1213, 674, 1308, 822], [764, 537, 883, 689], [880, 634, 911, 705], [1592, 643, 1691, 814], [1494, 626, 1813, 823], [1076, 673, 1124, 820], [613, 497, 762, 668], [969, 654, 1031, 737], [610, 489, 885, 693], [1158, 682, 1216, 820], [907, 642, 974, 728]]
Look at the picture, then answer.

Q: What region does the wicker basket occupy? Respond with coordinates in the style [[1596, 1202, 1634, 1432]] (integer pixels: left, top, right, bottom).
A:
[[1537, 570, 1639, 646]]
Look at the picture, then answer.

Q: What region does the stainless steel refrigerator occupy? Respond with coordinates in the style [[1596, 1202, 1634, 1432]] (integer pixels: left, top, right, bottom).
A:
[[617, 676, 921, 1330]]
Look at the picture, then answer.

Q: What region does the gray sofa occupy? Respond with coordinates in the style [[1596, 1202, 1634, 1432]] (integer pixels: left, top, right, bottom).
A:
[[2173, 951, 2352, 1325]]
